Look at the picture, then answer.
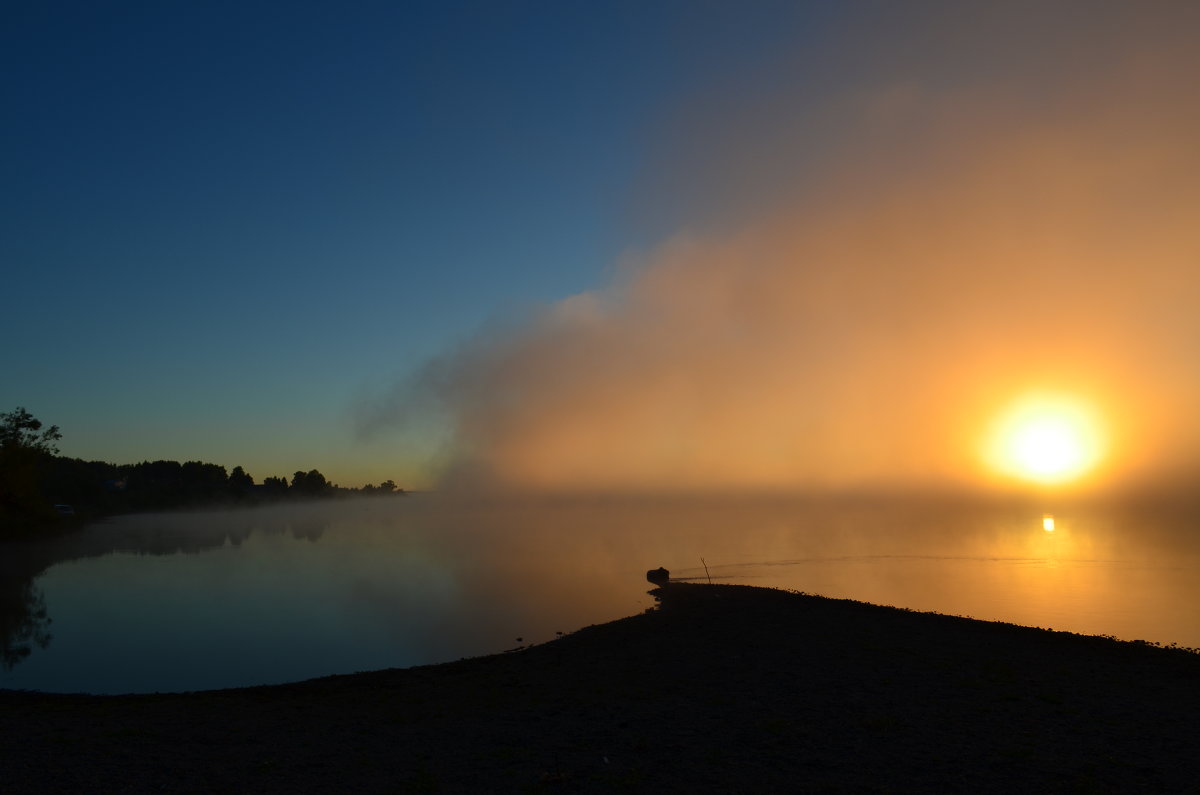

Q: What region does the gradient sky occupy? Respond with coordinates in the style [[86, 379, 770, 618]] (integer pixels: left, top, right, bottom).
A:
[[4, 1, 828, 486], [6, 2, 1199, 494]]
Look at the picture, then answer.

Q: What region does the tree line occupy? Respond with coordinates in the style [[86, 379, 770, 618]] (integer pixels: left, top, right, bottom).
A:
[[0, 407, 403, 534]]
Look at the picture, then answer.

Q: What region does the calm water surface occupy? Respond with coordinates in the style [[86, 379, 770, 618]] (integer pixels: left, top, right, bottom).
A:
[[3, 494, 1198, 693]]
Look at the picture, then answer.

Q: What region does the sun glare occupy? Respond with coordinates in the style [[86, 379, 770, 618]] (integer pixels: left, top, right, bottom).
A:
[[986, 394, 1105, 486]]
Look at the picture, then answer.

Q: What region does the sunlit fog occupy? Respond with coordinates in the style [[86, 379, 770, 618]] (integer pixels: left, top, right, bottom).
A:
[[359, 4, 1200, 498]]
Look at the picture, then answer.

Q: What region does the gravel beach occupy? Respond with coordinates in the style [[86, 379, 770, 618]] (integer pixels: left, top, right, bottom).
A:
[[3, 582, 1198, 793]]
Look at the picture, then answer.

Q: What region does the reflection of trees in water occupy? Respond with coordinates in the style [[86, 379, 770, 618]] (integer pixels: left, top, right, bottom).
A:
[[1, 580, 52, 670], [289, 519, 326, 542], [247, 512, 327, 542], [0, 503, 338, 670]]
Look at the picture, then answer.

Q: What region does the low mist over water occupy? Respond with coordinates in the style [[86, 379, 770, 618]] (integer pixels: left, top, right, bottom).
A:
[[3, 494, 1199, 694]]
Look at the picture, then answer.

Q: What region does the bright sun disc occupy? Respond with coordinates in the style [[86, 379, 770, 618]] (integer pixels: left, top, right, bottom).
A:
[[986, 394, 1104, 485]]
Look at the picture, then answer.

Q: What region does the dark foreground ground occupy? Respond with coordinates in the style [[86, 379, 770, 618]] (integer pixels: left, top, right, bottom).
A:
[[3, 583, 1198, 793]]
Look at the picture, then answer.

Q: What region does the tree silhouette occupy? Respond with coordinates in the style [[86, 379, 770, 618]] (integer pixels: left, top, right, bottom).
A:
[[1, 407, 63, 523], [0, 407, 61, 455], [261, 475, 289, 494], [1, 407, 406, 532], [229, 466, 253, 489], [290, 469, 330, 497]]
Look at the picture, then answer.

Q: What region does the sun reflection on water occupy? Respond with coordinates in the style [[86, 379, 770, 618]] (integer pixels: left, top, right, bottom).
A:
[[4, 496, 1199, 694]]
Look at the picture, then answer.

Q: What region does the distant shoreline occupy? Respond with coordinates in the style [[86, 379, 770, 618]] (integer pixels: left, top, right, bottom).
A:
[[3, 583, 1198, 792], [0, 489, 409, 541]]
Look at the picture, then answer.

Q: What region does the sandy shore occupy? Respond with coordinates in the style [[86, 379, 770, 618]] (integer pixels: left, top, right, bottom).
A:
[[3, 583, 1198, 793]]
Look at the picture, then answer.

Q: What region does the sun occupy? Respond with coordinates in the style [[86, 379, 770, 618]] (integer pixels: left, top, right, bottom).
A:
[[985, 393, 1105, 485]]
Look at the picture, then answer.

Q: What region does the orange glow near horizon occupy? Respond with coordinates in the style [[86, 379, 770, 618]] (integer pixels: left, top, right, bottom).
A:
[[356, 4, 1200, 498], [985, 393, 1107, 487]]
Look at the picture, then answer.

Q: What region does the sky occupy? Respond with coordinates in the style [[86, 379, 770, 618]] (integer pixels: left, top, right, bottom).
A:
[[5, 2, 1200, 495]]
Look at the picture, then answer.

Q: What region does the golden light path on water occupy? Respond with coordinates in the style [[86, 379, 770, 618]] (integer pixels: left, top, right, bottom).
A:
[[2, 495, 1199, 695], [658, 499, 1200, 655]]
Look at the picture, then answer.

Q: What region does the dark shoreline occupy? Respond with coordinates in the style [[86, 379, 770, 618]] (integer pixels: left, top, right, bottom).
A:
[[3, 583, 1198, 793]]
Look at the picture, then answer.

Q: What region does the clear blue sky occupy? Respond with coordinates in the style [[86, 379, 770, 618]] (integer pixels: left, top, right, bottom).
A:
[[3, 1, 835, 487]]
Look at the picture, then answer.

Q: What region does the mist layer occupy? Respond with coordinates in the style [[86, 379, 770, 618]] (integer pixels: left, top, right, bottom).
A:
[[363, 3, 1200, 495]]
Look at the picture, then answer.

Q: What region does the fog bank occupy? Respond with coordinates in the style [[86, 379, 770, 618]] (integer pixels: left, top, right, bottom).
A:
[[362, 3, 1200, 495]]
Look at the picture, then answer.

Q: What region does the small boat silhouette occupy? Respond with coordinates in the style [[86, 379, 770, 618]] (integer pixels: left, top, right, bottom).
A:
[[646, 566, 670, 584]]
